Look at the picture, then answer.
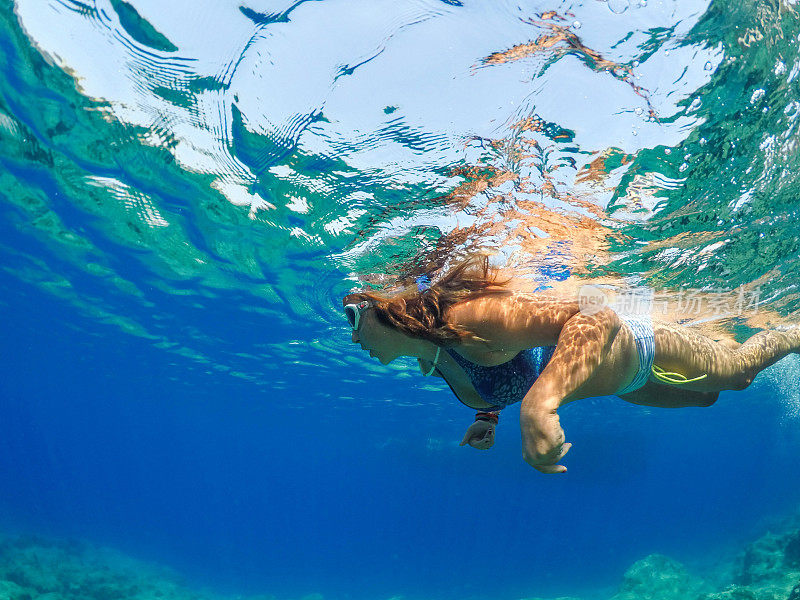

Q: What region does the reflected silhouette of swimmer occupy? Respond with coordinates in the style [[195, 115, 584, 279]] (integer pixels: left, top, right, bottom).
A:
[[343, 255, 800, 474]]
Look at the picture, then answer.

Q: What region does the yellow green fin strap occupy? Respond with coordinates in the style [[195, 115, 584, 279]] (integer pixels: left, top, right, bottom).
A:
[[651, 364, 708, 385]]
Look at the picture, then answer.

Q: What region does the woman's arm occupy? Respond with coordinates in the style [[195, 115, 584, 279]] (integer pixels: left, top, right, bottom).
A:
[[518, 309, 621, 473]]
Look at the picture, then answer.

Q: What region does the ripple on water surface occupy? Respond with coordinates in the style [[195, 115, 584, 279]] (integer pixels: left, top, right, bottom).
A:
[[0, 0, 799, 393]]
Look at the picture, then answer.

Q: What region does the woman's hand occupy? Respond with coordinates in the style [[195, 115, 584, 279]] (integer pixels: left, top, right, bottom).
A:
[[519, 406, 571, 473], [459, 420, 495, 450]]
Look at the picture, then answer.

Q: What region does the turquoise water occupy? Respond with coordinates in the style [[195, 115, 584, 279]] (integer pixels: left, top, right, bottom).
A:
[[1, 1, 800, 599]]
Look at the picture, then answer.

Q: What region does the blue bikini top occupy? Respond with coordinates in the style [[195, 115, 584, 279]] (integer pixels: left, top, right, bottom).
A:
[[442, 346, 556, 411]]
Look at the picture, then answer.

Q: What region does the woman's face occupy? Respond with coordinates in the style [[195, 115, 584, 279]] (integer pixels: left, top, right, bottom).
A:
[[351, 309, 404, 364]]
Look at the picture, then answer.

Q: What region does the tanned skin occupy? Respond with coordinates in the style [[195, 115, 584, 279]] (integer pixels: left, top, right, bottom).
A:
[[349, 294, 800, 474]]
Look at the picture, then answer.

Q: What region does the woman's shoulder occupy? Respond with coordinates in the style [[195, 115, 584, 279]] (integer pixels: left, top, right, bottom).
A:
[[447, 292, 579, 350], [447, 292, 568, 323], [446, 294, 512, 326]]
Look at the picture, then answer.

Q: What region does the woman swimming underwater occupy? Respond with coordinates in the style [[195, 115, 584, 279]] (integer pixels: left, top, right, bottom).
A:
[[343, 256, 800, 474]]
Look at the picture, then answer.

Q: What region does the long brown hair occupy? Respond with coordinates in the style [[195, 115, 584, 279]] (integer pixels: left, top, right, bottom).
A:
[[343, 254, 511, 345]]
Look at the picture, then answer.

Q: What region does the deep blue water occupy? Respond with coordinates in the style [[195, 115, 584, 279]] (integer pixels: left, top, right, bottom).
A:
[[3, 259, 800, 600]]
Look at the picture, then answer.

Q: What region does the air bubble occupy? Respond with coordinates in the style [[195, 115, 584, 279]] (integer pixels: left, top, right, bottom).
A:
[[639, 0, 647, 6], [573, 20, 581, 29], [704, 61, 713, 70], [632, 129, 638, 136], [634, 107, 643, 116], [689, 98, 702, 111], [665, 50, 670, 57], [608, 0, 629, 14], [664, 148, 672, 155], [632, 60, 640, 68], [679, 162, 688, 172]]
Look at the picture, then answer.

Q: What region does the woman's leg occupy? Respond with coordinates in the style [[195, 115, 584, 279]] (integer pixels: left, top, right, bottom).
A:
[[653, 325, 800, 392], [620, 381, 719, 408]]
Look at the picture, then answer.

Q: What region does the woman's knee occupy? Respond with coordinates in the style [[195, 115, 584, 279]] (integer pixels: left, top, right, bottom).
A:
[[732, 378, 752, 391], [729, 371, 755, 391], [695, 391, 719, 407]]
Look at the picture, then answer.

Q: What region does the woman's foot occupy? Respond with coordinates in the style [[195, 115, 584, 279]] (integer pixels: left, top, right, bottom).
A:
[[774, 324, 800, 352], [786, 325, 800, 353]]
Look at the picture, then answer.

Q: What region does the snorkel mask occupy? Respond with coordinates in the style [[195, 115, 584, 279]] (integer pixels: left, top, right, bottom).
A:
[[343, 300, 372, 331]]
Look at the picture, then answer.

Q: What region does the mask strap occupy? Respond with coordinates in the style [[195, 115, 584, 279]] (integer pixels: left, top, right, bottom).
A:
[[423, 346, 440, 376]]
